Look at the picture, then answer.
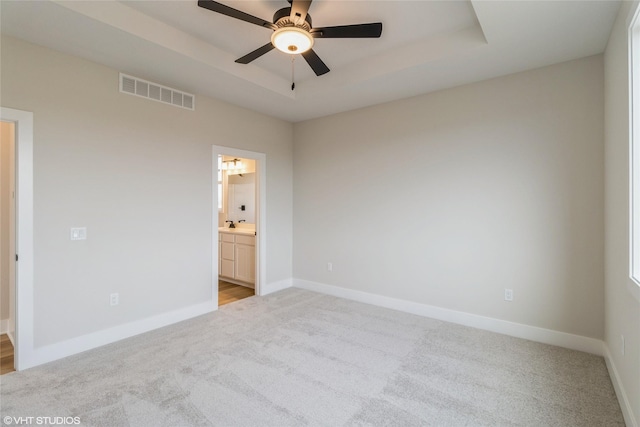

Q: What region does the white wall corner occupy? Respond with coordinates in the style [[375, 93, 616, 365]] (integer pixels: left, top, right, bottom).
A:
[[21, 301, 215, 370], [604, 344, 639, 427], [261, 278, 292, 296], [293, 278, 604, 356]]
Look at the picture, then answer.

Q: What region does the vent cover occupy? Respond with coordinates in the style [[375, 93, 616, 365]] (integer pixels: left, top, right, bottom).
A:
[[119, 73, 195, 111]]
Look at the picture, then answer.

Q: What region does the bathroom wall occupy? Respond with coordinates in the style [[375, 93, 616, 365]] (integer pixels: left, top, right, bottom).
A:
[[0, 121, 13, 330], [227, 173, 256, 224]]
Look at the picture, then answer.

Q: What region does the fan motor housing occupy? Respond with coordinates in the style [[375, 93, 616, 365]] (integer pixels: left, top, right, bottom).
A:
[[273, 7, 312, 31]]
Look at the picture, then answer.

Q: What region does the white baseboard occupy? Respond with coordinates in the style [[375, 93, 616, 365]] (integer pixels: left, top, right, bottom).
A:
[[21, 301, 215, 370], [260, 278, 292, 296], [604, 344, 638, 427], [219, 277, 255, 289], [293, 278, 604, 356]]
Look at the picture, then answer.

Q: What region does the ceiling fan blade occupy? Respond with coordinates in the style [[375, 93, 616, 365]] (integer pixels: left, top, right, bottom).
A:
[[301, 49, 330, 76], [311, 23, 382, 38], [235, 43, 275, 64], [198, 0, 276, 30], [290, 0, 312, 25]]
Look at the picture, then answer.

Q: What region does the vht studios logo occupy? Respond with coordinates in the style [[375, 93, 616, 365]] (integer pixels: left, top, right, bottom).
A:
[[3, 416, 81, 425]]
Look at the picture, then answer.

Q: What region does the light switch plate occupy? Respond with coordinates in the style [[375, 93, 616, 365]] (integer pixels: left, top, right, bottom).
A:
[[70, 227, 87, 241]]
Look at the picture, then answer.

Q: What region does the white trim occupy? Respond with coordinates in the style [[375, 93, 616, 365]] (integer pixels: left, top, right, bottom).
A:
[[604, 344, 638, 427], [211, 149, 219, 309], [0, 318, 8, 335], [218, 277, 255, 289], [22, 301, 214, 370], [212, 146, 267, 300], [293, 279, 604, 356], [629, 1, 640, 296], [1, 107, 34, 372], [627, 1, 640, 28], [261, 278, 292, 295]]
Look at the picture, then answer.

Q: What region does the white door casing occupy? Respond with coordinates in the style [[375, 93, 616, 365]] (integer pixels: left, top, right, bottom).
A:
[[1, 107, 34, 371], [212, 146, 266, 304]]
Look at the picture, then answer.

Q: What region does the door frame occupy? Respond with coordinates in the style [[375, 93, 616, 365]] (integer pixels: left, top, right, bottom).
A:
[[212, 146, 266, 304], [1, 107, 34, 371]]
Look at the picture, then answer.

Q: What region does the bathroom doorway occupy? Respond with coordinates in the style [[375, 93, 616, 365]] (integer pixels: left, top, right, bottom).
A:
[[0, 120, 16, 374], [212, 146, 265, 307], [0, 107, 34, 371]]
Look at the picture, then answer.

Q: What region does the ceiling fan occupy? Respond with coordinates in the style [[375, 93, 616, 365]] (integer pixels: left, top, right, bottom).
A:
[[197, 0, 383, 77]]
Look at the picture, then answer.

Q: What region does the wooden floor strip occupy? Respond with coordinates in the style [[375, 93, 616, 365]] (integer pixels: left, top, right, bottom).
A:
[[0, 334, 15, 375], [219, 280, 254, 306]]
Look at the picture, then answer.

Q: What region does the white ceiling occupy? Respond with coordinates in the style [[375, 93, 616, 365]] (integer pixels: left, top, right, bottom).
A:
[[1, 0, 621, 122]]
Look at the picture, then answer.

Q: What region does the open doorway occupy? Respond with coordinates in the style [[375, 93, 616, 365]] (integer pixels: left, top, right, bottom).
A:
[[0, 120, 16, 374], [1, 107, 34, 372], [212, 146, 266, 308], [218, 155, 256, 305]]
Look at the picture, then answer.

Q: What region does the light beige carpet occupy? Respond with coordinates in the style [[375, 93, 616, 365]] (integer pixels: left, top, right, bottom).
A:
[[0, 288, 624, 426]]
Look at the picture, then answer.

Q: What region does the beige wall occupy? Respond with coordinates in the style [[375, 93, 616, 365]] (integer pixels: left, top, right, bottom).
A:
[[3, 18, 637, 420], [604, 1, 640, 424], [0, 121, 13, 324], [294, 55, 605, 339], [0, 36, 293, 348]]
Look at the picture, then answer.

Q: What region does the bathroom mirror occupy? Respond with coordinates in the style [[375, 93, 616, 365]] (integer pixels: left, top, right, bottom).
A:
[[227, 173, 255, 224]]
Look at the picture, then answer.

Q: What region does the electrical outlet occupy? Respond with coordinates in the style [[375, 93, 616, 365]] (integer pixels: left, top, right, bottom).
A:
[[110, 293, 119, 306], [621, 335, 625, 356], [504, 288, 513, 301], [327, 262, 333, 272]]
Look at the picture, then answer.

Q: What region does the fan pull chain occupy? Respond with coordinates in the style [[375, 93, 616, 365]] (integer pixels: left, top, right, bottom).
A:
[[291, 56, 295, 91]]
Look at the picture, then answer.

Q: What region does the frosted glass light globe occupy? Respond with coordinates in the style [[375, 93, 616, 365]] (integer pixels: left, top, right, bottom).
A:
[[271, 27, 314, 54]]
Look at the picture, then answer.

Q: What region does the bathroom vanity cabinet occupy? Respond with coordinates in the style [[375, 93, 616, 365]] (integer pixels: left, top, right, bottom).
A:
[[218, 230, 255, 287]]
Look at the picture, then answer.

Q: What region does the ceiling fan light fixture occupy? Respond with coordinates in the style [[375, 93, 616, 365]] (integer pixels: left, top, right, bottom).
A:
[[271, 27, 314, 54]]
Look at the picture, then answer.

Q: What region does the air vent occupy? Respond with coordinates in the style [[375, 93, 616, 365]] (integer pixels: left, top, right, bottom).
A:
[[119, 73, 195, 111]]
